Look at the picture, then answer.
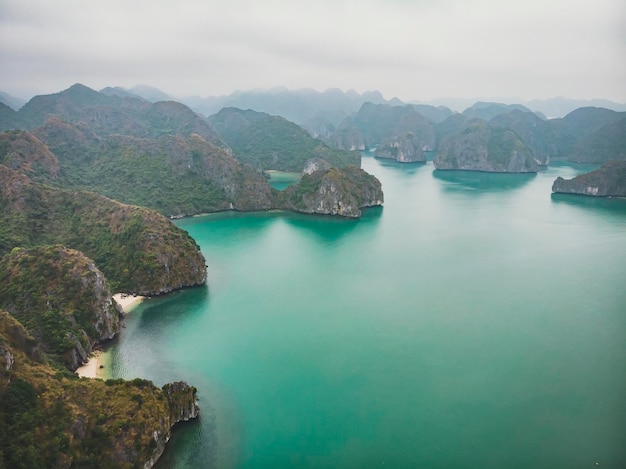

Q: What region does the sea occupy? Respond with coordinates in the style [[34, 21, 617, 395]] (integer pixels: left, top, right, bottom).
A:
[[106, 154, 626, 468]]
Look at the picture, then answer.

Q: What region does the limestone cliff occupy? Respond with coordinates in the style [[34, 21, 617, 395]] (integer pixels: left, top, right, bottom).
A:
[[326, 124, 366, 151], [0, 310, 200, 468], [552, 160, 626, 197], [434, 120, 538, 173], [375, 132, 426, 163], [0, 245, 122, 370], [278, 165, 383, 218]]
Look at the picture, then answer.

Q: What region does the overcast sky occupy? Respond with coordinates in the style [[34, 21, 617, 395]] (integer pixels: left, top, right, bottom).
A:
[[1, 0, 624, 102]]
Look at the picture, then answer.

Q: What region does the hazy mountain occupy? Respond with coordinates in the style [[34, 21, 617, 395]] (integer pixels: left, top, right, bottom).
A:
[[208, 107, 360, 172], [334, 102, 436, 153], [409, 104, 454, 123], [462, 102, 540, 121], [526, 97, 626, 119], [99, 86, 146, 100], [567, 118, 626, 163], [183, 87, 391, 137], [128, 84, 174, 102], [0, 91, 26, 110], [556, 107, 625, 140], [490, 110, 568, 165], [2, 83, 227, 150], [417, 96, 626, 118]]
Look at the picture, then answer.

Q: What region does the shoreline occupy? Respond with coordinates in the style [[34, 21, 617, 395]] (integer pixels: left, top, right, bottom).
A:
[[75, 293, 146, 379]]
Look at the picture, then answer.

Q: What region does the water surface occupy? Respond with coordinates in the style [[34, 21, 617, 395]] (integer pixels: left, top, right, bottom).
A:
[[108, 157, 626, 468]]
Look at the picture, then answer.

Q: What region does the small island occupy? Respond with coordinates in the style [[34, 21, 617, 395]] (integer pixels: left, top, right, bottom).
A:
[[552, 160, 626, 197]]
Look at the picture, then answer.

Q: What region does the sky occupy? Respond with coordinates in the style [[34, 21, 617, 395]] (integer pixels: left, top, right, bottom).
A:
[[1, 0, 625, 103]]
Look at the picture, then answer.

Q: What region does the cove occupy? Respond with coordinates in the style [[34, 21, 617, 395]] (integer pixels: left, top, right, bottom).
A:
[[107, 156, 626, 468]]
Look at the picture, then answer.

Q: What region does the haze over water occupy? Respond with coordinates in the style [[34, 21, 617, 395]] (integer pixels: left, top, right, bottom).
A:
[[108, 155, 626, 468]]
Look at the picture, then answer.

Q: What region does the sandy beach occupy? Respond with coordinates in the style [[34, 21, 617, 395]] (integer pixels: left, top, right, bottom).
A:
[[112, 293, 146, 312], [75, 293, 146, 378]]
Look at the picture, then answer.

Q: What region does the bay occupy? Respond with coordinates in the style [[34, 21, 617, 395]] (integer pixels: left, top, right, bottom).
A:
[[107, 156, 626, 468]]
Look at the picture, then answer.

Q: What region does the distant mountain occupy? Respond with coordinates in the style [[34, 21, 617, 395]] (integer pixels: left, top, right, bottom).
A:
[[183, 87, 391, 137], [208, 107, 360, 172], [567, 118, 626, 163], [489, 110, 568, 165], [462, 102, 540, 121], [409, 104, 453, 123], [128, 84, 174, 102], [417, 96, 626, 118], [434, 119, 538, 173], [526, 97, 626, 119], [556, 107, 625, 140], [1, 86, 381, 218], [99, 86, 146, 100], [4, 83, 227, 149], [0, 91, 26, 110], [330, 103, 436, 158]]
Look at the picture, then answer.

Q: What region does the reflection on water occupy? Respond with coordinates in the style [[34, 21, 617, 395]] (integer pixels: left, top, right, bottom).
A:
[[551, 192, 626, 217], [111, 158, 626, 468], [433, 169, 536, 192]]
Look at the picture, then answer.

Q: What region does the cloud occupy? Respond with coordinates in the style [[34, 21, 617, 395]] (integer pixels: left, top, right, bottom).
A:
[[0, 0, 624, 101]]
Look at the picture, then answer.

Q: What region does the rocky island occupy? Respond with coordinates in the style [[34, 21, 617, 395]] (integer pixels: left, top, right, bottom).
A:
[[552, 160, 626, 197], [278, 164, 384, 218], [433, 120, 538, 173]]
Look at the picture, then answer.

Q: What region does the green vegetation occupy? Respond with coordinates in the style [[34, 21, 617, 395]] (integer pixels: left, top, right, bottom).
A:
[[0, 164, 206, 295], [0, 309, 198, 468], [278, 165, 383, 217], [209, 107, 360, 172], [0, 245, 120, 369]]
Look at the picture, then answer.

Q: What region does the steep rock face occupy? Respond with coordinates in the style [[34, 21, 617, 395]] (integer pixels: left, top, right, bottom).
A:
[[552, 160, 626, 196], [339, 102, 436, 151], [145, 382, 200, 469], [163, 381, 200, 424], [278, 166, 383, 218], [375, 133, 425, 163], [303, 157, 331, 175], [434, 121, 538, 173], [490, 110, 566, 165], [0, 245, 121, 370], [0, 311, 199, 468], [0, 164, 207, 295], [326, 124, 366, 151]]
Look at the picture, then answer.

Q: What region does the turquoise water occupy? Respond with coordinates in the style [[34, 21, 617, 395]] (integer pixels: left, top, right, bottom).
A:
[[108, 157, 626, 468]]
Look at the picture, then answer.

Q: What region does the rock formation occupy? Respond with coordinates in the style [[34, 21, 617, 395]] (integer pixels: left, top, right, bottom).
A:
[[375, 132, 425, 163], [434, 120, 538, 173], [0, 245, 122, 370], [0, 310, 199, 468], [278, 165, 383, 218], [552, 160, 626, 196]]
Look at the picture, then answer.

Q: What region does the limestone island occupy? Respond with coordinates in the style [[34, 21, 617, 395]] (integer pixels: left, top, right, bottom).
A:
[[433, 120, 538, 173], [552, 160, 626, 197]]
